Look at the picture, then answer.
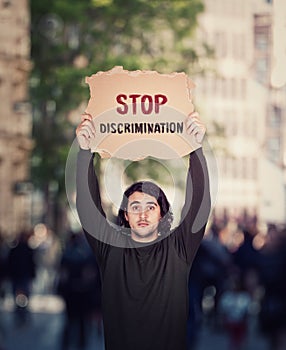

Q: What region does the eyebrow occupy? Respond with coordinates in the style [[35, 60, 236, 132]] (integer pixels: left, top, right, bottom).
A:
[[129, 200, 158, 206]]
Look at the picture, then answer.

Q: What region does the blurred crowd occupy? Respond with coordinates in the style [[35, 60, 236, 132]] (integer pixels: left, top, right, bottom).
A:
[[188, 217, 286, 350], [0, 228, 102, 350], [0, 217, 286, 350]]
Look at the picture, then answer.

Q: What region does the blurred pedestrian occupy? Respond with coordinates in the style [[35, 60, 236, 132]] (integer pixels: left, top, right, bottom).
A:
[[33, 227, 61, 294], [200, 225, 232, 324], [57, 231, 102, 350], [233, 227, 260, 297], [0, 233, 8, 300], [219, 272, 251, 350], [187, 242, 209, 349], [257, 225, 286, 350], [187, 223, 233, 348], [0, 233, 9, 350], [7, 230, 36, 325]]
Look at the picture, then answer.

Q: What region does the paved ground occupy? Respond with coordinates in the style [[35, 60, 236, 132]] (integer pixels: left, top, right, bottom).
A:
[[196, 320, 269, 350], [0, 294, 270, 350], [0, 294, 104, 350]]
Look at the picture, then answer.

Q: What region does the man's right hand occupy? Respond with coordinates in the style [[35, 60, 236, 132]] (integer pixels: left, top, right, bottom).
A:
[[76, 113, 96, 150]]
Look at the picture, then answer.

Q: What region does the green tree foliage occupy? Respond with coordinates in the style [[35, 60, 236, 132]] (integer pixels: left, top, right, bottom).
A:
[[30, 0, 208, 230]]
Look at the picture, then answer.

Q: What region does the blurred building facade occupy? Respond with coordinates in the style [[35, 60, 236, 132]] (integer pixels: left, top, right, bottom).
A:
[[0, 0, 33, 236], [0, 0, 285, 237], [194, 0, 286, 226]]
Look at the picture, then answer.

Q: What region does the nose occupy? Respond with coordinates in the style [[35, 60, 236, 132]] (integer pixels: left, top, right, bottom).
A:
[[139, 208, 148, 219]]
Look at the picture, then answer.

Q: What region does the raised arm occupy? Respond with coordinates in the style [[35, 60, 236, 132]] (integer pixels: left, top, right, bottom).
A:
[[76, 148, 106, 228], [173, 112, 211, 264], [76, 114, 115, 259]]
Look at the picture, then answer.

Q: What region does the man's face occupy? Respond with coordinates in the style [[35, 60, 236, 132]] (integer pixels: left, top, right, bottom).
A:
[[124, 191, 162, 243]]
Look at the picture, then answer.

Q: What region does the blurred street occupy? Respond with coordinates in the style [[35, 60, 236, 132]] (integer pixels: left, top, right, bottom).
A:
[[0, 294, 104, 350], [0, 293, 270, 350]]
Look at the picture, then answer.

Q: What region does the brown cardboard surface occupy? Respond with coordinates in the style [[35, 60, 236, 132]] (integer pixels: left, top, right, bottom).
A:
[[85, 66, 195, 160]]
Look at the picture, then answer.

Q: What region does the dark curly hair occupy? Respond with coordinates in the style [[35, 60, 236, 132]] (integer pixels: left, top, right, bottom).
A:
[[117, 181, 173, 234]]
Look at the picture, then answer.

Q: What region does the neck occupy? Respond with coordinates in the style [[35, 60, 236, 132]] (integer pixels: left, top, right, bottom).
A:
[[131, 230, 159, 243]]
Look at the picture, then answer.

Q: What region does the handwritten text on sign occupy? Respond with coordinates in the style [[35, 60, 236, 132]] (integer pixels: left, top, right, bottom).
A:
[[85, 66, 195, 160]]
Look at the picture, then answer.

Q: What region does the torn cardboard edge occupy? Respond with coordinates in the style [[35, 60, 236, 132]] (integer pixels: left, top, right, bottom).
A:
[[85, 66, 196, 160]]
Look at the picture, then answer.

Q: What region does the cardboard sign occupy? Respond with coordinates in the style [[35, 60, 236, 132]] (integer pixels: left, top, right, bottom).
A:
[[85, 66, 195, 160]]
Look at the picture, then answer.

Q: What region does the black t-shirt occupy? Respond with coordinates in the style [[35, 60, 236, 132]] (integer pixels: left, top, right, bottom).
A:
[[76, 148, 210, 350]]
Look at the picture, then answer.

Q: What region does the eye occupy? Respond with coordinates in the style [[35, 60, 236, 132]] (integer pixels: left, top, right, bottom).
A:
[[147, 205, 156, 211], [131, 205, 141, 212]]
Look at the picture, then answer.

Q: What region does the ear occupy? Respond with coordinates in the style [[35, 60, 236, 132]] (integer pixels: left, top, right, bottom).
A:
[[124, 211, 129, 222]]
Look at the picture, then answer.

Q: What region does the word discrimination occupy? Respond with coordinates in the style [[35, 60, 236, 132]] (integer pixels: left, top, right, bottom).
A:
[[99, 122, 184, 134]]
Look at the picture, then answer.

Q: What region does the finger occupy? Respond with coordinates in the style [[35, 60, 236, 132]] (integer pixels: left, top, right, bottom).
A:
[[81, 112, 93, 122], [186, 115, 200, 128], [78, 125, 94, 139], [186, 119, 202, 132], [77, 129, 90, 140], [187, 124, 202, 136], [187, 121, 206, 137], [188, 111, 200, 119], [81, 119, 96, 135], [186, 120, 199, 131]]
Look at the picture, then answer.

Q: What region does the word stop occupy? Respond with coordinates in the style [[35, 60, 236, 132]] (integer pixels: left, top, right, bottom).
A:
[[116, 94, 168, 115]]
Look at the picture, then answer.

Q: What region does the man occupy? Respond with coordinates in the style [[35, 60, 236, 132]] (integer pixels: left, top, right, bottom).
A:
[[76, 111, 210, 350]]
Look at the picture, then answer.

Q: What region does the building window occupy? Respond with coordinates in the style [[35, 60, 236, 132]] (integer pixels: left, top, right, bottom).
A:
[[256, 58, 269, 84], [214, 32, 227, 58], [250, 113, 257, 138], [267, 137, 280, 162], [230, 78, 237, 98], [2, 0, 12, 8], [233, 33, 246, 59], [221, 78, 228, 97], [257, 58, 268, 71], [231, 156, 238, 178], [268, 106, 281, 128], [268, 137, 280, 151], [241, 157, 247, 179], [240, 34, 246, 59], [226, 110, 238, 136], [255, 33, 268, 51], [250, 158, 258, 180]]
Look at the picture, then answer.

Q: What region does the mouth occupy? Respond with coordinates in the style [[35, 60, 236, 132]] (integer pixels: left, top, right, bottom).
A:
[[137, 221, 149, 227]]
